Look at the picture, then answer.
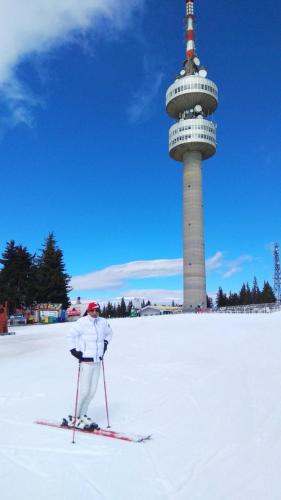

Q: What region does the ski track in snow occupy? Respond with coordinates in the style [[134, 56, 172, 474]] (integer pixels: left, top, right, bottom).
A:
[[73, 464, 106, 499], [0, 448, 49, 480]]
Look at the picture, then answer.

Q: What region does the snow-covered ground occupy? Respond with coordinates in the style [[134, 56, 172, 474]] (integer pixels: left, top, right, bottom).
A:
[[1, 312, 281, 500]]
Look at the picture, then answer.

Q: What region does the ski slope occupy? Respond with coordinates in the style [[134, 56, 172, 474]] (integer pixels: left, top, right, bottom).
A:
[[1, 312, 281, 500]]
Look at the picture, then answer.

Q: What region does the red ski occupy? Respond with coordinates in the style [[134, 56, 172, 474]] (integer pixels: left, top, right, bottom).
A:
[[35, 420, 151, 443]]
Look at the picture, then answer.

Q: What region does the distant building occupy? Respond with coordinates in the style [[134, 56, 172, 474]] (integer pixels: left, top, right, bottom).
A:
[[70, 298, 91, 317], [34, 303, 62, 324], [140, 305, 182, 316], [66, 307, 81, 321], [140, 306, 161, 316]]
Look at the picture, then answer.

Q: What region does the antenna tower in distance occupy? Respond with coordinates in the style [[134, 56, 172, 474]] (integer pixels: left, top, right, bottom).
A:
[[274, 242, 281, 303]]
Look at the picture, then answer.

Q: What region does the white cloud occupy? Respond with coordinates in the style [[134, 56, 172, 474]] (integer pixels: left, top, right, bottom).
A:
[[222, 255, 252, 278], [206, 251, 223, 271], [71, 258, 182, 290], [206, 251, 252, 279], [222, 266, 242, 278], [0, 0, 144, 126], [71, 251, 253, 291], [0, 77, 43, 128], [127, 55, 164, 123]]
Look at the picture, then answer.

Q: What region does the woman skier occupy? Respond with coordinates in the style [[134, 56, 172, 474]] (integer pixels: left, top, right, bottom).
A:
[[64, 301, 113, 429]]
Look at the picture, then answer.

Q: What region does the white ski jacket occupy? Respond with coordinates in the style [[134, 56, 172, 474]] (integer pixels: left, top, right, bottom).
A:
[[67, 315, 113, 362]]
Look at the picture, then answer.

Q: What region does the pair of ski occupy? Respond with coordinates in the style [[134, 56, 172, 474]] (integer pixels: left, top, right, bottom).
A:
[[35, 420, 151, 443]]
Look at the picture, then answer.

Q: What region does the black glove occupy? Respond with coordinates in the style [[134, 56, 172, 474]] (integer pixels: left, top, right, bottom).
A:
[[70, 348, 83, 361], [99, 340, 108, 360]]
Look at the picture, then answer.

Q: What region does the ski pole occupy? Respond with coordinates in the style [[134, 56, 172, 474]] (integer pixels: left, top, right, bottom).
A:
[[101, 358, 111, 428], [72, 362, 81, 444]]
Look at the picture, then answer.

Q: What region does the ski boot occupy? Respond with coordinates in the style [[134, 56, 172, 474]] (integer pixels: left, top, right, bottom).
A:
[[89, 422, 100, 431], [61, 415, 76, 428], [76, 415, 100, 431]]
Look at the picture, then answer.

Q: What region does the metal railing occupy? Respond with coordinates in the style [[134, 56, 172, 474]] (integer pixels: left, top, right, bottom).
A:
[[214, 303, 281, 314]]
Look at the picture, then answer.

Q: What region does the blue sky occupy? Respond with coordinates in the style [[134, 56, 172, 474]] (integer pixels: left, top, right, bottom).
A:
[[0, 0, 280, 304]]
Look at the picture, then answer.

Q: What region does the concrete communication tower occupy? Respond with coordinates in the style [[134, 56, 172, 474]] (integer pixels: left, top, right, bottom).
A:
[[166, 0, 218, 312]]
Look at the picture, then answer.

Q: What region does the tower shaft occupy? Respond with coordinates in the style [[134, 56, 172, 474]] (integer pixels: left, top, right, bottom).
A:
[[183, 152, 206, 309]]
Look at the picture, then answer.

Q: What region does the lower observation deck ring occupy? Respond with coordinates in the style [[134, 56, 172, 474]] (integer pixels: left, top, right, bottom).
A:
[[169, 117, 216, 161]]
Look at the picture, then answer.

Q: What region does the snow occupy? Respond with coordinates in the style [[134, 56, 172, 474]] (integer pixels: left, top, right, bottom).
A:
[[1, 312, 281, 500]]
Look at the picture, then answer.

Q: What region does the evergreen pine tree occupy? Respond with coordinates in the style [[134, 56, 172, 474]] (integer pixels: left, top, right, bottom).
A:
[[260, 281, 276, 303], [245, 282, 252, 304], [232, 292, 240, 306], [228, 291, 234, 306], [112, 303, 117, 317], [116, 302, 121, 318], [206, 295, 213, 308], [106, 302, 114, 318], [35, 233, 71, 309], [216, 287, 227, 307], [251, 276, 261, 304], [120, 297, 127, 317], [239, 283, 247, 305], [0, 241, 35, 313]]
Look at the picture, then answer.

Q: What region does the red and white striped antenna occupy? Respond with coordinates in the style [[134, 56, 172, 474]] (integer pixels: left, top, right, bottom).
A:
[[186, 0, 195, 60]]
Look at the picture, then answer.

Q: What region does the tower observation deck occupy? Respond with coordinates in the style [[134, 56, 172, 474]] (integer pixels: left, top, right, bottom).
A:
[[166, 0, 218, 311]]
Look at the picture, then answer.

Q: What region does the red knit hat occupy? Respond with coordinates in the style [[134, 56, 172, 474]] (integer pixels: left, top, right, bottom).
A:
[[87, 301, 100, 312]]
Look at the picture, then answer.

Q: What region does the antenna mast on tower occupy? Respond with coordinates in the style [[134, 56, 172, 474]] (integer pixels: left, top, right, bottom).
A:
[[186, 0, 195, 60], [273, 242, 281, 303]]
